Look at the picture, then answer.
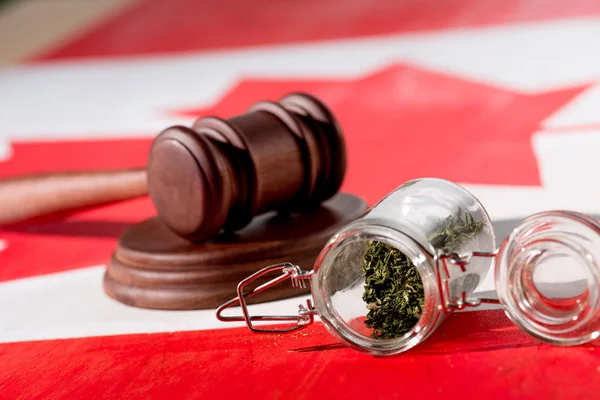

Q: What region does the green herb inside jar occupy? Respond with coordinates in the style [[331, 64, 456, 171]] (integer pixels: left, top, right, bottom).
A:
[[362, 209, 485, 339]]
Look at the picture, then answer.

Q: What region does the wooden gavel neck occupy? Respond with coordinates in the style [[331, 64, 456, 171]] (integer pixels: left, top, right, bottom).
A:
[[0, 169, 147, 225]]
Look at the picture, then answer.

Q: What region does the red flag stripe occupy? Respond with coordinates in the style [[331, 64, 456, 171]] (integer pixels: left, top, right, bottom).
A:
[[30, 0, 600, 62], [0, 310, 598, 399]]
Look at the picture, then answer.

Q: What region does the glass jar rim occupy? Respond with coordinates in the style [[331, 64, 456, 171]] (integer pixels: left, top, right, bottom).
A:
[[311, 220, 445, 356]]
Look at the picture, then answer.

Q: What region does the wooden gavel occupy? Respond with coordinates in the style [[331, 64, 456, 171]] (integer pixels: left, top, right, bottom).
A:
[[0, 93, 346, 241]]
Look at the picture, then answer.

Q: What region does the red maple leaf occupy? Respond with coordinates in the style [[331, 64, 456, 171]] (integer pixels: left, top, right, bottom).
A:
[[0, 64, 588, 282], [175, 64, 589, 204]]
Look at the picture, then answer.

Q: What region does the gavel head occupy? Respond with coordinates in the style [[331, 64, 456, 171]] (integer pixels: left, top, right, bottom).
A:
[[146, 92, 347, 242]]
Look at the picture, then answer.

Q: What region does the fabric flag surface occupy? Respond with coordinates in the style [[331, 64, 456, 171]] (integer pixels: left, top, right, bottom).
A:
[[1, 0, 600, 398]]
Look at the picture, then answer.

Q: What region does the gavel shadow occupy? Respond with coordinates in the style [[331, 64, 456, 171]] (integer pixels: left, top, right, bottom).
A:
[[289, 309, 600, 355]]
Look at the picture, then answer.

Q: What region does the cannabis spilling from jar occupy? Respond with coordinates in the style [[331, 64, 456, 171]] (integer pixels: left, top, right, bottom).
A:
[[361, 210, 484, 338]]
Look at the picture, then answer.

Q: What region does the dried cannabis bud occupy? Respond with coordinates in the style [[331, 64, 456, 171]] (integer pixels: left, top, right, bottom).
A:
[[362, 241, 424, 339], [362, 208, 485, 339], [429, 208, 485, 253]]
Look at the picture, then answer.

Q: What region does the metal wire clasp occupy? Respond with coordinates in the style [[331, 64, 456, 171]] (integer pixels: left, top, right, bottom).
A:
[[436, 251, 500, 313], [216, 262, 316, 333]]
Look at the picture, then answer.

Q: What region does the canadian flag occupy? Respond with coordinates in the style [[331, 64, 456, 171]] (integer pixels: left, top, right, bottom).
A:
[[1, 1, 600, 398]]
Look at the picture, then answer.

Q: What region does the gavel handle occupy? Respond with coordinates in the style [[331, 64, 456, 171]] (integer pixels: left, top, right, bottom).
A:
[[0, 168, 147, 225]]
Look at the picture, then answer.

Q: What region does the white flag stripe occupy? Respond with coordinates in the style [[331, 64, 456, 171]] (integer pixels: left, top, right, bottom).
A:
[[533, 128, 600, 189], [0, 265, 308, 343], [0, 264, 501, 344]]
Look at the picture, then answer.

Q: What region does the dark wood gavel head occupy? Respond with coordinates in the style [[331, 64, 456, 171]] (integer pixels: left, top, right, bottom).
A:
[[146, 92, 347, 242]]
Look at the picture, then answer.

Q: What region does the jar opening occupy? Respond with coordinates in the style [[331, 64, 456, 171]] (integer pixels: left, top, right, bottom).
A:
[[312, 223, 444, 355], [532, 252, 587, 300]]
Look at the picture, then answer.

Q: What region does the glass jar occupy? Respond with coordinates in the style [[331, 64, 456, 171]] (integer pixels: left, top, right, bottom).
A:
[[496, 210, 600, 346], [216, 178, 600, 355], [311, 178, 495, 355]]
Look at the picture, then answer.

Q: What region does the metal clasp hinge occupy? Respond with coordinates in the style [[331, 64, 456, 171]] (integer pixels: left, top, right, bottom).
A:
[[216, 262, 316, 333], [437, 251, 500, 313]]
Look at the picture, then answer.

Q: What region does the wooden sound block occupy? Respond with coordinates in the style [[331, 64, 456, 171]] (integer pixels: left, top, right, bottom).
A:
[[103, 193, 368, 310]]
